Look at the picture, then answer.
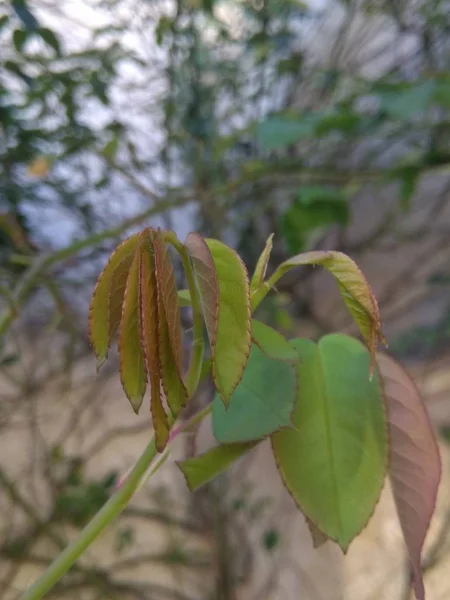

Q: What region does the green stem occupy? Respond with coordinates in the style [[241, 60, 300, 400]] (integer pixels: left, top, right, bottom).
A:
[[20, 438, 157, 600]]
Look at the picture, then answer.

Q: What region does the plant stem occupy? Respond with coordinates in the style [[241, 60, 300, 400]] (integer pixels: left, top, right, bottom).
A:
[[20, 438, 157, 600]]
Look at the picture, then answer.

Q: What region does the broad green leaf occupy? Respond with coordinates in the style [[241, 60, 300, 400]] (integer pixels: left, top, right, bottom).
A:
[[212, 344, 298, 444], [184, 232, 219, 349], [251, 319, 298, 362], [89, 233, 140, 367], [118, 245, 147, 413], [205, 238, 251, 406], [177, 442, 257, 491], [273, 251, 384, 365], [257, 115, 317, 150], [250, 233, 273, 293], [377, 81, 435, 121], [139, 238, 169, 452], [377, 353, 441, 600], [153, 229, 184, 371], [272, 334, 387, 552]]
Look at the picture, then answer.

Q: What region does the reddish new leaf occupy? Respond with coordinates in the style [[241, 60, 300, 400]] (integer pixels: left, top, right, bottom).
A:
[[88, 233, 140, 367], [184, 232, 219, 349], [139, 236, 169, 452], [109, 253, 135, 340], [153, 228, 184, 371], [118, 241, 147, 413], [250, 233, 274, 292], [377, 353, 441, 600]]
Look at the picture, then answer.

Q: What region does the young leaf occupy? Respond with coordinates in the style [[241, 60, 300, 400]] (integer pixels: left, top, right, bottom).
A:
[[89, 233, 140, 367], [177, 442, 258, 491], [205, 238, 251, 405], [118, 244, 147, 413], [184, 232, 219, 348], [152, 229, 184, 371], [274, 251, 384, 364], [212, 344, 298, 444], [251, 319, 298, 362], [153, 229, 188, 416], [272, 334, 387, 552], [250, 233, 274, 292], [377, 353, 441, 600], [139, 239, 169, 452], [109, 253, 135, 341]]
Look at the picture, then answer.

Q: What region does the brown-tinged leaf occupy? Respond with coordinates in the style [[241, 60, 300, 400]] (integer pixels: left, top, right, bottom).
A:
[[274, 251, 384, 366], [118, 241, 147, 413], [306, 517, 328, 549], [377, 353, 441, 600], [89, 233, 140, 367], [184, 232, 219, 349], [152, 228, 184, 371], [139, 236, 169, 452], [250, 233, 274, 292], [109, 253, 135, 340]]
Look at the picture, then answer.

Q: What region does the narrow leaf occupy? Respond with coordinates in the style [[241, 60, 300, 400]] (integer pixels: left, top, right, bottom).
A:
[[177, 442, 257, 491], [250, 233, 274, 292], [184, 232, 219, 348], [251, 319, 298, 362], [205, 238, 251, 405], [89, 233, 140, 367], [178, 289, 191, 307], [139, 238, 169, 452], [274, 251, 384, 365], [213, 344, 298, 444], [153, 229, 184, 371], [109, 253, 135, 341], [377, 353, 441, 600], [272, 334, 387, 552], [118, 244, 147, 413]]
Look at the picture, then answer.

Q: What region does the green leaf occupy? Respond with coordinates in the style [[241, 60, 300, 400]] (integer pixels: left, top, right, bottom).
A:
[[177, 442, 257, 491], [212, 344, 298, 444], [251, 319, 298, 362], [273, 251, 384, 365], [38, 27, 61, 54], [250, 233, 273, 293], [88, 234, 140, 367], [0, 15, 9, 32], [390, 165, 421, 210], [272, 334, 387, 552], [203, 238, 251, 406], [377, 81, 435, 121], [257, 115, 317, 150], [281, 187, 349, 253], [139, 236, 170, 452], [103, 138, 119, 161], [118, 244, 147, 413], [315, 111, 360, 136], [13, 28, 28, 52]]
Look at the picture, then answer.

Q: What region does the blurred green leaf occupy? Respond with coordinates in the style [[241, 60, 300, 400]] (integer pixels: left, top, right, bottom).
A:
[[12, 28, 29, 52], [377, 81, 435, 120], [257, 115, 317, 150], [38, 27, 61, 55]]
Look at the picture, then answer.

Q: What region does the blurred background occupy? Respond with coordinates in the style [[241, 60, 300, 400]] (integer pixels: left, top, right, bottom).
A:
[[1, 0, 450, 598]]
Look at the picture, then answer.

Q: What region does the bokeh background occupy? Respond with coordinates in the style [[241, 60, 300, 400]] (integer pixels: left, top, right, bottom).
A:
[[1, 0, 450, 598]]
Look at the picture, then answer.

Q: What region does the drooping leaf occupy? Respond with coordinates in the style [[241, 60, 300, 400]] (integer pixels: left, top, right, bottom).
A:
[[153, 229, 184, 371], [306, 517, 328, 549], [272, 334, 387, 552], [184, 232, 219, 348], [273, 251, 385, 365], [251, 319, 298, 362], [204, 238, 251, 406], [212, 344, 298, 444], [139, 237, 169, 452], [118, 244, 147, 413], [89, 233, 140, 367], [177, 442, 257, 491], [38, 27, 61, 54], [250, 233, 274, 293], [377, 353, 441, 600]]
